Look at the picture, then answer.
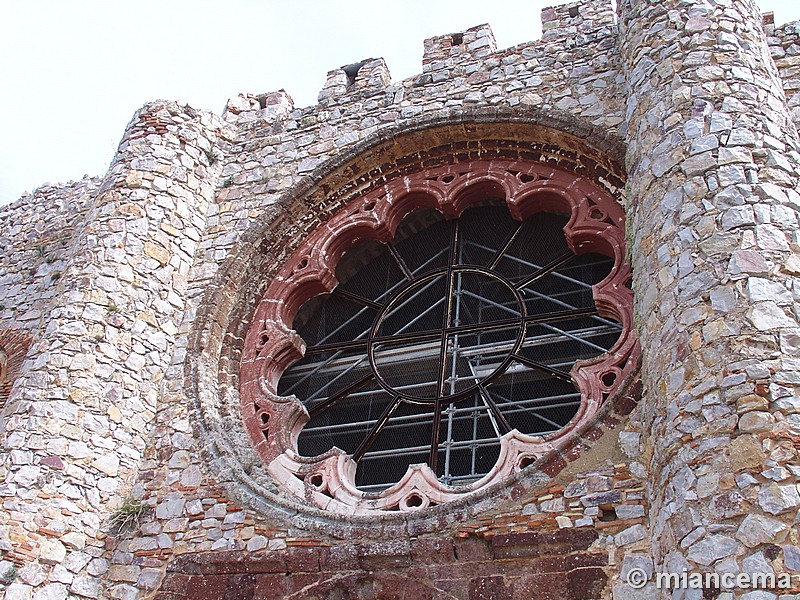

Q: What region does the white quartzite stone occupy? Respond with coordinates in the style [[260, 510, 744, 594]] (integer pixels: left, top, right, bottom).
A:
[[758, 483, 800, 514], [613, 584, 659, 600], [39, 540, 67, 564], [155, 498, 185, 519], [736, 514, 789, 547], [31, 583, 68, 600], [687, 534, 739, 566], [750, 303, 795, 331], [5, 585, 34, 600], [91, 453, 120, 477], [747, 278, 793, 304], [614, 524, 647, 547]]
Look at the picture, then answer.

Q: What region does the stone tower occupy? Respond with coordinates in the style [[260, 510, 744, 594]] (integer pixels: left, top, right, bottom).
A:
[[1, 0, 800, 598]]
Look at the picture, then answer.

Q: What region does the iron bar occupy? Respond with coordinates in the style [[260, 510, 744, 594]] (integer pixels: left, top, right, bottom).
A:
[[284, 209, 628, 490], [351, 395, 402, 462], [301, 394, 581, 435], [305, 307, 599, 355], [388, 242, 415, 281], [431, 219, 460, 472], [477, 383, 512, 434], [538, 322, 609, 353], [468, 240, 602, 291], [333, 288, 382, 310], [468, 240, 622, 329], [307, 373, 375, 418], [515, 251, 576, 292], [285, 326, 616, 389], [510, 353, 572, 382], [488, 221, 524, 269]]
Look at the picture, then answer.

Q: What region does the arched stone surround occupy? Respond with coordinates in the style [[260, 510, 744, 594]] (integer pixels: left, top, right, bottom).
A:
[[185, 109, 642, 536]]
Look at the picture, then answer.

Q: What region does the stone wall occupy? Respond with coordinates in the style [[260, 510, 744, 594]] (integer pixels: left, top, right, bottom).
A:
[[203, 0, 625, 291], [0, 102, 230, 599], [2, 0, 800, 599], [768, 13, 800, 128], [620, 0, 800, 597], [0, 329, 32, 413], [0, 178, 101, 334], [96, 1, 645, 595], [149, 447, 651, 600]]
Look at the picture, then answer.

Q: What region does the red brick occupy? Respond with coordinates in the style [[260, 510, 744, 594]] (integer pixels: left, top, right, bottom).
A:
[[540, 454, 567, 477], [320, 543, 357, 571], [285, 572, 324, 595], [357, 541, 411, 570], [469, 575, 512, 600], [566, 567, 608, 600], [430, 577, 468, 597], [563, 439, 590, 462], [582, 424, 605, 442], [615, 380, 642, 415], [155, 573, 189, 594], [284, 546, 321, 572], [564, 552, 607, 570], [243, 553, 288, 574], [491, 529, 598, 558], [373, 573, 434, 600], [411, 537, 455, 565], [511, 572, 569, 600], [253, 574, 289, 600], [181, 574, 255, 600], [166, 550, 286, 575]]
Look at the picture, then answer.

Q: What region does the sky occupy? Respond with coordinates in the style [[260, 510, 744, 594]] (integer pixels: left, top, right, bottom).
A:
[[1, 1, 799, 205]]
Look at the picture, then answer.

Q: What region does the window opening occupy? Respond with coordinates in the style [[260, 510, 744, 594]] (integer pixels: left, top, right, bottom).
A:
[[277, 205, 621, 491]]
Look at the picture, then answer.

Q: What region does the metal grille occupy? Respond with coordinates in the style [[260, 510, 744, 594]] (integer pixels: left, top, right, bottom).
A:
[[277, 206, 621, 491]]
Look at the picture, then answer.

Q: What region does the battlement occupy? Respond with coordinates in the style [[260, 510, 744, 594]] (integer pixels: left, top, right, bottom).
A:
[[422, 23, 497, 70], [541, 0, 617, 41], [223, 89, 294, 124], [318, 57, 392, 102], [222, 0, 624, 124]]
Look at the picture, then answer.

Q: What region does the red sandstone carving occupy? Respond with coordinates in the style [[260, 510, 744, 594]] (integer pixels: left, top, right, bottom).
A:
[[0, 329, 33, 411], [241, 160, 639, 514]]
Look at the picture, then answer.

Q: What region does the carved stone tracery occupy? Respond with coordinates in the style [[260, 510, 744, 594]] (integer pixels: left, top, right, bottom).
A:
[[240, 159, 639, 514]]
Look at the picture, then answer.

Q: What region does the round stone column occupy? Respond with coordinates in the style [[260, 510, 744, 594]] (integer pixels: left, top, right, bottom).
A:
[[619, 0, 800, 593], [0, 101, 228, 598]]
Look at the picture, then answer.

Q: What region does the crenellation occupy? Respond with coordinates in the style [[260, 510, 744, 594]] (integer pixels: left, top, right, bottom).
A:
[[318, 58, 392, 104], [422, 24, 497, 72], [541, 0, 617, 43], [206, 3, 628, 296]]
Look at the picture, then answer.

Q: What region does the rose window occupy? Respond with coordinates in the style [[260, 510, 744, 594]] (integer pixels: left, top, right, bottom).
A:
[[240, 160, 638, 514]]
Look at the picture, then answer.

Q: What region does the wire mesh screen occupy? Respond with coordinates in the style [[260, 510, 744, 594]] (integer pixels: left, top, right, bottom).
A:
[[277, 205, 622, 491]]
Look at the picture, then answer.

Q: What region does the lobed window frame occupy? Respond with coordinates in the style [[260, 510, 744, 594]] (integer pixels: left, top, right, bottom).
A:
[[240, 159, 639, 514]]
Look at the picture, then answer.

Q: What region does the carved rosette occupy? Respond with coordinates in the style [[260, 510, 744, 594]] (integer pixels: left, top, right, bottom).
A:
[[240, 159, 639, 514]]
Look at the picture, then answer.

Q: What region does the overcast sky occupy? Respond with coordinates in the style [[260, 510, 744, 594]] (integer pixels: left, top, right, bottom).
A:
[[1, 0, 799, 205]]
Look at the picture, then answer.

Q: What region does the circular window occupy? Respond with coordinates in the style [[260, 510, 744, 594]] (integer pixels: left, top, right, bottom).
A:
[[240, 160, 638, 514], [369, 264, 524, 404]]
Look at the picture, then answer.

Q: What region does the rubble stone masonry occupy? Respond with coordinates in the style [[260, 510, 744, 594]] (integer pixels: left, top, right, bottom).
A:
[[1, 1, 799, 599], [620, 0, 800, 596]]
